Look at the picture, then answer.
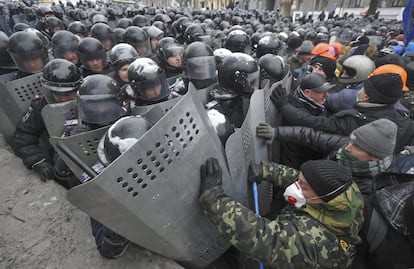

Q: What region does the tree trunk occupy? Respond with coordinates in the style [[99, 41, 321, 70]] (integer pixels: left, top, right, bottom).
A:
[[367, 0, 379, 16]]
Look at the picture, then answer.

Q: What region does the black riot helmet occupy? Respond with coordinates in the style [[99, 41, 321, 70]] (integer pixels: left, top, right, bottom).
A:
[[36, 6, 53, 18], [256, 36, 282, 58], [258, 54, 288, 83], [92, 14, 108, 25], [224, 29, 251, 53], [218, 53, 259, 95], [77, 37, 107, 71], [0, 31, 15, 69], [184, 23, 209, 44], [132, 15, 148, 27], [45, 16, 65, 35], [41, 59, 82, 103], [90, 22, 116, 51], [113, 28, 126, 44], [172, 16, 191, 40], [8, 29, 49, 74], [124, 26, 152, 57], [98, 115, 151, 166], [77, 74, 124, 126], [286, 31, 302, 50], [117, 18, 132, 29], [183, 41, 217, 89], [51, 30, 80, 60], [109, 43, 139, 70], [67, 21, 88, 38], [152, 20, 167, 33], [128, 57, 170, 104]]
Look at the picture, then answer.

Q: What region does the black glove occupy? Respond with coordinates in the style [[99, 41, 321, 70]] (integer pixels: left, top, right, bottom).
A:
[[53, 157, 72, 180], [270, 86, 287, 108], [256, 122, 277, 144], [33, 160, 55, 182], [247, 161, 263, 184], [200, 158, 222, 194]]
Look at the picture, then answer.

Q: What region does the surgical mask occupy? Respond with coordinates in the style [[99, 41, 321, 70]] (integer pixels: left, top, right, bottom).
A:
[[283, 182, 306, 208]]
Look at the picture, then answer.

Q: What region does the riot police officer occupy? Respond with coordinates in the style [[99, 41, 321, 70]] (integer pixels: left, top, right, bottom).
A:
[[11, 59, 81, 188], [77, 37, 111, 77], [108, 43, 139, 87]]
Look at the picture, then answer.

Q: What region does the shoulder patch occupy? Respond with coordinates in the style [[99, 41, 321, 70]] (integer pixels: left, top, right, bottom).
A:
[[22, 106, 33, 122], [339, 239, 350, 252]]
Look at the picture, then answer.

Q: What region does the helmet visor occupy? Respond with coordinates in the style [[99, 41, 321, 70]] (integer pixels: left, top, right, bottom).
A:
[[133, 73, 170, 102], [132, 40, 152, 57], [186, 56, 216, 80], [77, 94, 123, 125], [9, 48, 48, 74], [164, 45, 184, 59]]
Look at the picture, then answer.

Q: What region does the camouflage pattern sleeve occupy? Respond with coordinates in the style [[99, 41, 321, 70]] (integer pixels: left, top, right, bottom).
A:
[[261, 161, 300, 188], [200, 186, 353, 268]]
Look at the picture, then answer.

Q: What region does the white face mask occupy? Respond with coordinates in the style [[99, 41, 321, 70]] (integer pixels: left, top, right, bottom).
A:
[[283, 181, 306, 208]]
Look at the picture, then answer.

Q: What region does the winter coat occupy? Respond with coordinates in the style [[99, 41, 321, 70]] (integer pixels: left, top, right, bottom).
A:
[[12, 97, 52, 169], [200, 163, 364, 269], [279, 102, 414, 153], [279, 90, 327, 169]]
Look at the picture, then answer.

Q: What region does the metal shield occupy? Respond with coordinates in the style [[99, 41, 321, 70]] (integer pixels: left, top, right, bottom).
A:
[[0, 72, 43, 143], [57, 90, 237, 268], [225, 89, 273, 215], [41, 100, 78, 137]]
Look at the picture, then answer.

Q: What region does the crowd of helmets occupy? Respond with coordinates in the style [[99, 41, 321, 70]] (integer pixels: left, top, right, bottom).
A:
[[3, 0, 414, 263]]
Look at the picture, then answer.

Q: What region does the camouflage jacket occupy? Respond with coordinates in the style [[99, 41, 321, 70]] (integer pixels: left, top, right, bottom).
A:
[[199, 162, 364, 269]]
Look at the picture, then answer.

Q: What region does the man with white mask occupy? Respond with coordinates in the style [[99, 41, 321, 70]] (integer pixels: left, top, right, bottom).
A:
[[198, 158, 364, 269]]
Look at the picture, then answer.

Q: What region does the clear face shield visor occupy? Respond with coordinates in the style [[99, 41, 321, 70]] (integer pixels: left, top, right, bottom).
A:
[[77, 94, 123, 125], [185, 56, 217, 80]]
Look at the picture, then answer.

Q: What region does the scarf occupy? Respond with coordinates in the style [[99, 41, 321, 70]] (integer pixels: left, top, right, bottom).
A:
[[304, 182, 364, 243], [336, 146, 392, 177]]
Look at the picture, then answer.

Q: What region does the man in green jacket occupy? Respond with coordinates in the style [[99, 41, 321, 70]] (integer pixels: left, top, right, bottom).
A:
[[199, 159, 364, 269]]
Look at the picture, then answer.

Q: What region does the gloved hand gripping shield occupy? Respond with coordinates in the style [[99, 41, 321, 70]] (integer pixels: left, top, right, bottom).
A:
[[50, 89, 241, 268]]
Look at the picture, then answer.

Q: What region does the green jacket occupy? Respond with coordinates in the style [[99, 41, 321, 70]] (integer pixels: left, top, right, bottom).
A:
[[199, 162, 364, 269]]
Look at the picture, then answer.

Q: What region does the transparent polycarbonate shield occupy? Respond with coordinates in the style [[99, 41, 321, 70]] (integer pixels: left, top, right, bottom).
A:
[[225, 89, 273, 214], [0, 72, 43, 142], [41, 100, 77, 137], [59, 90, 237, 268]]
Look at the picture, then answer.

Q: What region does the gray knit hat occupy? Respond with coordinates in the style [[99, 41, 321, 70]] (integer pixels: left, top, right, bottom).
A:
[[349, 118, 397, 159]]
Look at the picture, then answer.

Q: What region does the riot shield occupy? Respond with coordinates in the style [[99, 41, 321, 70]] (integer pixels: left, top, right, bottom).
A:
[[41, 100, 77, 137], [54, 90, 236, 268], [0, 72, 43, 143], [225, 89, 273, 214]]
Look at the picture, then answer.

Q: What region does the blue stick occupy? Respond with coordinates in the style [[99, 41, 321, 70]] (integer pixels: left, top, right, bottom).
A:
[[252, 181, 265, 269]]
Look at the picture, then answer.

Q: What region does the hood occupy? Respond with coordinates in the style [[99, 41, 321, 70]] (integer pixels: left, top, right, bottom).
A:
[[304, 182, 364, 244]]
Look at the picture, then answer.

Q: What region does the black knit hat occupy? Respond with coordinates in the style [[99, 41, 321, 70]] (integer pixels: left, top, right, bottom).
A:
[[310, 56, 337, 80], [300, 160, 353, 202], [364, 73, 403, 104]]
